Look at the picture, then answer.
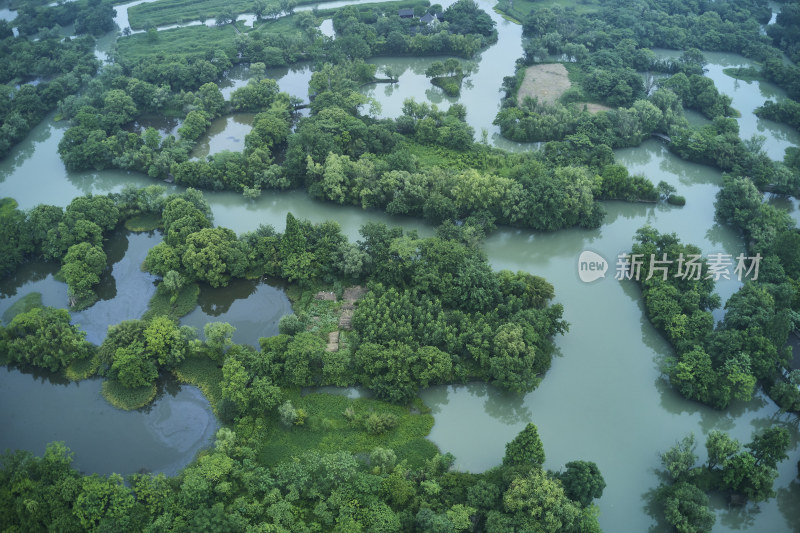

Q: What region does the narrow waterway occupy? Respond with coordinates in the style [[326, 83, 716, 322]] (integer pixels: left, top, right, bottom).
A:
[[0, 230, 160, 344], [0, 367, 218, 476], [180, 278, 293, 347], [191, 113, 255, 160]]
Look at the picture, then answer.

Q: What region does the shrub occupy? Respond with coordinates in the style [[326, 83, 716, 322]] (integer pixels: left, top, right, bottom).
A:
[[279, 400, 299, 426], [278, 314, 302, 335], [667, 194, 686, 206]]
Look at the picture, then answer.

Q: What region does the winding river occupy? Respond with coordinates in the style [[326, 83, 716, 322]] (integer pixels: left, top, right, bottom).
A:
[[0, 0, 799, 530]]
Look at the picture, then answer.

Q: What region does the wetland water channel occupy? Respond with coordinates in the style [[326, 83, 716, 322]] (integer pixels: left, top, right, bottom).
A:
[[0, 0, 799, 530]]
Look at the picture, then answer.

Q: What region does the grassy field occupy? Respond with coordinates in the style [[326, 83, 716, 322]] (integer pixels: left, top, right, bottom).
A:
[[250, 13, 305, 33], [117, 24, 241, 62], [127, 0, 429, 29], [258, 390, 438, 468], [143, 282, 200, 321], [128, 0, 255, 30], [723, 66, 766, 83], [173, 355, 224, 415], [493, 0, 600, 21], [402, 139, 518, 175], [1, 292, 42, 323], [125, 0, 424, 30], [124, 214, 162, 232], [102, 380, 158, 410], [312, 0, 428, 18], [517, 63, 570, 105], [65, 354, 101, 381]]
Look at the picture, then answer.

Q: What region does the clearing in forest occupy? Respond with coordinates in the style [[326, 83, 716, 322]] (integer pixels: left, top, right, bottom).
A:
[[517, 63, 571, 105], [517, 63, 611, 113]]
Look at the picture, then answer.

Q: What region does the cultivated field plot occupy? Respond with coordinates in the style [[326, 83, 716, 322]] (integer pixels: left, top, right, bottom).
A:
[[517, 63, 611, 112], [517, 63, 571, 105]]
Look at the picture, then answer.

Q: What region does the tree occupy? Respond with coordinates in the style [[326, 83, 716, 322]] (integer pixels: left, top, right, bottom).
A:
[[662, 482, 715, 533], [283, 332, 324, 386], [110, 342, 158, 388], [0, 201, 30, 277], [745, 427, 790, 469], [250, 376, 282, 412], [182, 227, 248, 287], [253, 0, 268, 19], [143, 242, 182, 278], [280, 213, 314, 281], [661, 434, 697, 482], [443, 0, 496, 37], [557, 461, 606, 507], [98, 320, 148, 366], [500, 469, 583, 531], [721, 452, 778, 503], [221, 357, 250, 415], [144, 316, 189, 368], [770, 370, 800, 412], [425, 61, 446, 78], [27, 204, 63, 256], [61, 242, 107, 304], [487, 322, 538, 393], [231, 78, 280, 111], [715, 176, 763, 230], [102, 89, 137, 129], [216, 9, 236, 26], [705, 431, 740, 470], [161, 197, 211, 247], [74, 474, 135, 530], [65, 195, 119, 232], [204, 322, 236, 361], [278, 400, 299, 426], [43, 218, 103, 261], [354, 342, 418, 403], [246, 110, 290, 152], [197, 83, 226, 118], [179, 110, 211, 142], [668, 348, 715, 404], [657, 180, 677, 201], [503, 423, 545, 469], [162, 270, 185, 302], [412, 346, 452, 387], [1, 307, 92, 371]]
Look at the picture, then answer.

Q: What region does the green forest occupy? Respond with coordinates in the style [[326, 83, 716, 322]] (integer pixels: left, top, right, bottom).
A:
[[1, 0, 799, 531]]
